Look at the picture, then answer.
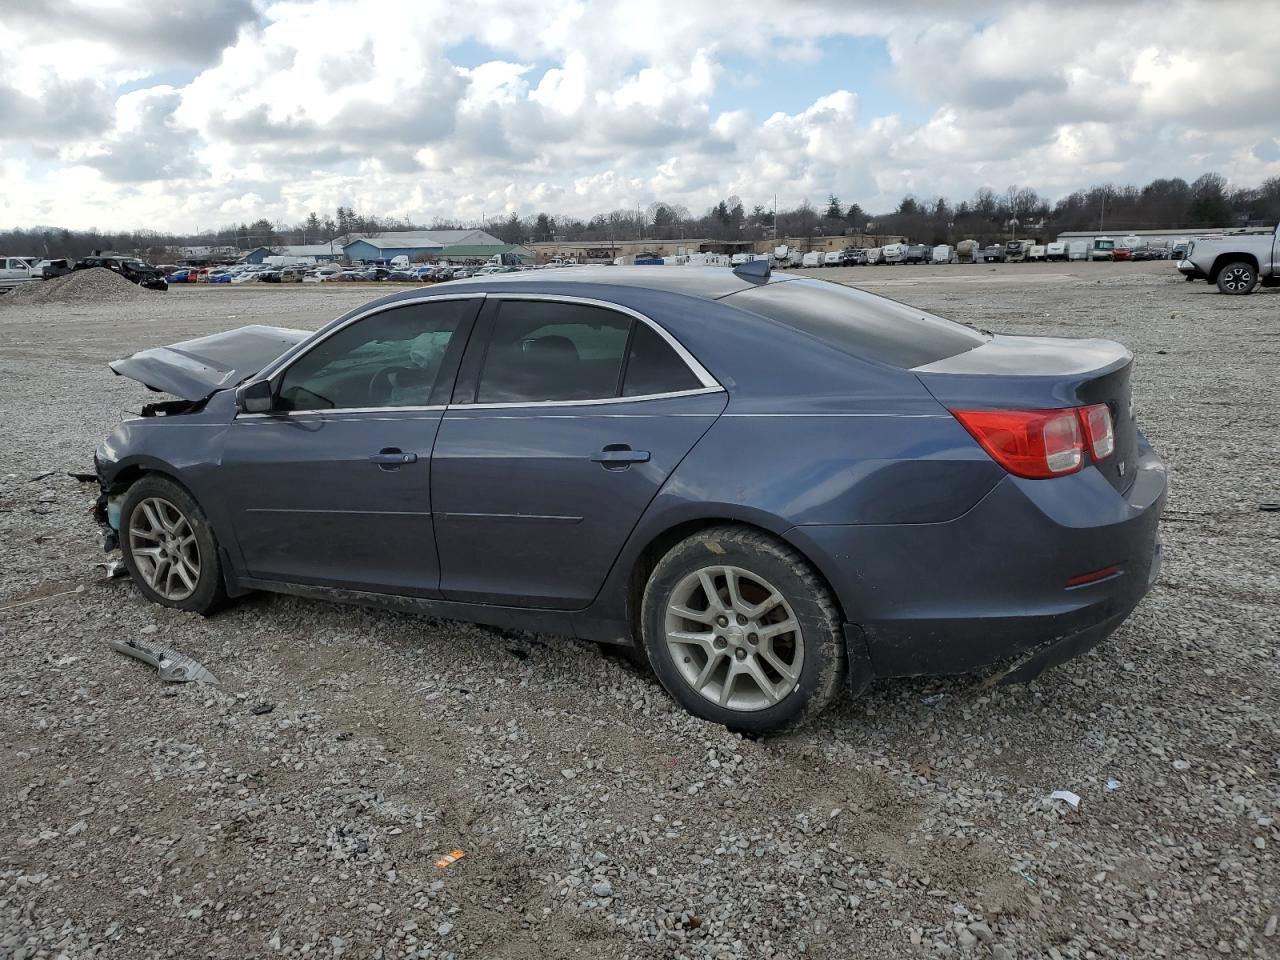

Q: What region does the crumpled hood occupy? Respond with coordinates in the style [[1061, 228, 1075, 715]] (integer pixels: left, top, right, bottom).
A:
[[109, 324, 309, 400]]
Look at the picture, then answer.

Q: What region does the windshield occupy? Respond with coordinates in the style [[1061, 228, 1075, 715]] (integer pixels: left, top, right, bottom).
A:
[[726, 278, 986, 369], [1095, 240, 1115, 251]]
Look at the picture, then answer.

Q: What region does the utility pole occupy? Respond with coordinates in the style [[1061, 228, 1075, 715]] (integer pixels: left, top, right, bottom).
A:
[[1099, 192, 1106, 232], [773, 193, 778, 244]]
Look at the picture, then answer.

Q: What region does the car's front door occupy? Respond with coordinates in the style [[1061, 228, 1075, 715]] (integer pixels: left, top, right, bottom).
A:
[[431, 296, 727, 609], [219, 296, 481, 594]]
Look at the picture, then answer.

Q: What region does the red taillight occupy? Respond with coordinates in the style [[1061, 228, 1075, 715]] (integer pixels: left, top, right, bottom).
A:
[[952, 408, 1084, 479], [953, 404, 1117, 478], [1078, 403, 1114, 461]]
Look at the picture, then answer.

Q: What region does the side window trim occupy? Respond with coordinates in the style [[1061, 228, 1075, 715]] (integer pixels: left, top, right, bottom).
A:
[[449, 293, 722, 410], [243, 294, 485, 416]]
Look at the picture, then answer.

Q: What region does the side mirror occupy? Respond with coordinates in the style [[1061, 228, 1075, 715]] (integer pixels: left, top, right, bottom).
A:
[[236, 379, 274, 414]]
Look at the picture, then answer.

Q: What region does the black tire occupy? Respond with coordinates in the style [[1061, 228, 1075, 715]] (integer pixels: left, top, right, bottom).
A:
[[120, 475, 227, 615], [640, 525, 846, 734], [1216, 261, 1257, 295]]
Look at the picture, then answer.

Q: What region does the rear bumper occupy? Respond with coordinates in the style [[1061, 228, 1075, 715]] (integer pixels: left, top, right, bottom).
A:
[[787, 433, 1167, 682]]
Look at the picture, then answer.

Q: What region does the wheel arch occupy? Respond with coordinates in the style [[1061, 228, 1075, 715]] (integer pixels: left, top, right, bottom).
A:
[[1209, 252, 1259, 281], [624, 513, 852, 637]]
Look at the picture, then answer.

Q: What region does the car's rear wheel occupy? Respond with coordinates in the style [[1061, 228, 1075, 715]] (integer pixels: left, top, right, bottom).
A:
[[120, 476, 226, 615], [641, 525, 846, 734], [1216, 261, 1257, 295]]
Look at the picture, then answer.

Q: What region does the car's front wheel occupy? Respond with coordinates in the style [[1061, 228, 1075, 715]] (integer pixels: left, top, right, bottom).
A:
[[641, 525, 846, 734], [120, 476, 226, 615], [1216, 261, 1257, 295]]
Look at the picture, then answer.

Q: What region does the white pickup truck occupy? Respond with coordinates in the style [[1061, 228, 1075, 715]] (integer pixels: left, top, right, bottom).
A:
[[1177, 224, 1280, 294], [0, 256, 40, 290]]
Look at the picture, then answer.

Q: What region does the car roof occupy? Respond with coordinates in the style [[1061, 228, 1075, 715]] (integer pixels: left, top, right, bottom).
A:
[[447, 265, 796, 300]]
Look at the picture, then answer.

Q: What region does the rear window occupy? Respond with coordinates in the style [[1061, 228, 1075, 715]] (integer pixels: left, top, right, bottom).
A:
[[727, 278, 985, 369]]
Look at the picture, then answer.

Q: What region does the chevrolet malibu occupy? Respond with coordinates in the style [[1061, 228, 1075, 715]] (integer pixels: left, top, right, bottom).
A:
[[94, 263, 1165, 733]]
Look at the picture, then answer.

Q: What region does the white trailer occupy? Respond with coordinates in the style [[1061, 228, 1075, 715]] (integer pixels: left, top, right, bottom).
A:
[[865, 247, 883, 265], [1028, 244, 1046, 262], [931, 245, 954, 264], [801, 251, 823, 268], [1045, 242, 1067, 261], [1068, 241, 1088, 261], [881, 243, 906, 264]]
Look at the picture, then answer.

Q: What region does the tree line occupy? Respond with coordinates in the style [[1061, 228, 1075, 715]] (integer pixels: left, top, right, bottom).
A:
[[3, 173, 1277, 261]]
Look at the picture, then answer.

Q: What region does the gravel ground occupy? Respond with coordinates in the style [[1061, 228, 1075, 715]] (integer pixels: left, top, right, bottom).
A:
[[0, 262, 1276, 960]]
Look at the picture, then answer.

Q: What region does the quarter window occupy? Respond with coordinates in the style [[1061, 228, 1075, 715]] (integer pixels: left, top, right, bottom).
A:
[[277, 299, 472, 411], [474, 301, 705, 404], [622, 321, 703, 397]]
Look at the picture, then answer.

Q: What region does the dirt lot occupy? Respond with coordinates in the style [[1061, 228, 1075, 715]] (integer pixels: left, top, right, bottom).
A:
[[1, 262, 1277, 959]]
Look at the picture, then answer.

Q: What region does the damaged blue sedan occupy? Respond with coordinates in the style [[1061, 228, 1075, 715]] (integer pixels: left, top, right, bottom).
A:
[[94, 263, 1165, 733]]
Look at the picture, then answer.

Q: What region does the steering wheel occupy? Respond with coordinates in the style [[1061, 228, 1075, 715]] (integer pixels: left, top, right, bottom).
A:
[[368, 366, 413, 406]]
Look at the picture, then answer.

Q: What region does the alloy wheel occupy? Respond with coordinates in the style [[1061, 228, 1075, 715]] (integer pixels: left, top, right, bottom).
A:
[[664, 565, 804, 712], [128, 497, 201, 601], [1222, 266, 1253, 292], [1218, 267, 1249, 293]]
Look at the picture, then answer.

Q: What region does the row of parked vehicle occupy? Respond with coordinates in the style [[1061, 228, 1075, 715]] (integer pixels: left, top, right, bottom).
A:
[[0, 254, 170, 291], [785, 236, 1192, 268], [161, 260, 534, 286]]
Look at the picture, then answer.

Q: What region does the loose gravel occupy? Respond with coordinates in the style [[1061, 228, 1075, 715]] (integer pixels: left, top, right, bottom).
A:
[[0, 264, 1277, 959], [0, 268, 153, 307]]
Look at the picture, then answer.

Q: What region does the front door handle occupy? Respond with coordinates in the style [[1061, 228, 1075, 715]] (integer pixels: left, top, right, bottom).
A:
[[370, 448, 418, 468], [590, 444, 650, 469]]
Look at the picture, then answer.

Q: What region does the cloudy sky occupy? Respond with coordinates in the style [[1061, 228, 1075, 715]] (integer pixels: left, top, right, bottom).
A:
[[2, 0, 1277, 232]]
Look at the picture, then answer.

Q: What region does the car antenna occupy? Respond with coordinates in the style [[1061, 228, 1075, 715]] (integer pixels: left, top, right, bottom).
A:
[[732, 258, 771, 282]]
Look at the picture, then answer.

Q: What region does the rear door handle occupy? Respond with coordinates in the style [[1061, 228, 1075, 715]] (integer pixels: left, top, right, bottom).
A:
[[590, 444, 650, 468], [370, 448, 418, 467]]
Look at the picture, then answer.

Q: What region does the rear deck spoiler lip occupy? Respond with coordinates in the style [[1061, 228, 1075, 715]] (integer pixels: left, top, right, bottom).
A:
[[911, 334, 1132, 378], [108, 324, 310, 400]]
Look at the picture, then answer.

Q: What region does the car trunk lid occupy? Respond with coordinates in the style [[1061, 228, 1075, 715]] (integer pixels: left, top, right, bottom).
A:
[[913, 335, 1139, 492], [109, 324, 308, 401]]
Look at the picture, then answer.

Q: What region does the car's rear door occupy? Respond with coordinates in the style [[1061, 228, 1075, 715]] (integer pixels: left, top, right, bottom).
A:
[[218, 295, 481, 594], [431, 295, 727, 609]]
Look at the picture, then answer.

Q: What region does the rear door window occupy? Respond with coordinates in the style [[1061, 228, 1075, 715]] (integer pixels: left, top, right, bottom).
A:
[[726, 278, 985, 368]]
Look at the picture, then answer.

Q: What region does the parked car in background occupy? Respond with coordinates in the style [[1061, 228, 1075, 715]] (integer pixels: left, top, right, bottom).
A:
[[74, 255, 168, 290], [1112, 247, 1133, 262], [840, 248, 867, 266], [981, 245, 1005, 263], [1177, 223, 1279, 294], [1045, 242, 1068, 262], [0, 256, 40, 289], [37, 258, 74, 279], [1169, 241, 1190, 261], [94, 263, 1166, 734]]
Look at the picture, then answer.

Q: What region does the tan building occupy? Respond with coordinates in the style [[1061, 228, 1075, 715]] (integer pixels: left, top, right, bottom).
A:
[[752, 233, 907, 255], [527, 238, 755, 264], [527, 233, 908, 264]]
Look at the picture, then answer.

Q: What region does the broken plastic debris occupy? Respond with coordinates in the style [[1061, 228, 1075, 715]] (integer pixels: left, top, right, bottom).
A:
[[921, 692, 945, 705], [95, 559, 127, 580], [433, 849, 466, 869], [110, 637, 218, 684], [1049, 789, 1081, 810], [1105, 778, 1121, 791]]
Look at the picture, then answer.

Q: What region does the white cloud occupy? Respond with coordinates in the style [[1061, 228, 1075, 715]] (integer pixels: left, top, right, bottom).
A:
[[0, 0, 1277, 230]]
